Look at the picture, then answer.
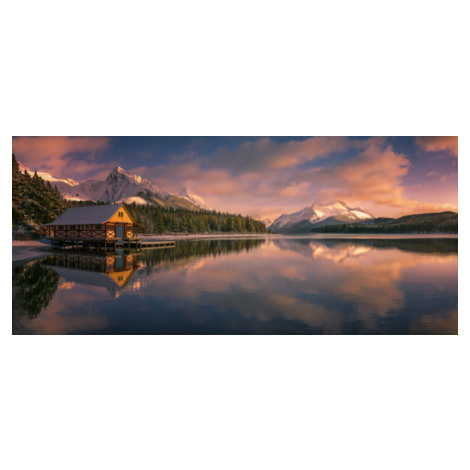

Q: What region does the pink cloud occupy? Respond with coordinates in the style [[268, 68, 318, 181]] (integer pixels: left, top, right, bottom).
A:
[[440, 173, 458, 182], [416, 136, 458, 157], [12, 136, 113, 178]]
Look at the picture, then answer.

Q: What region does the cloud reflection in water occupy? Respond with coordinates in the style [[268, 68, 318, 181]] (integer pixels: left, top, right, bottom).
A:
[[12, 238, 457, 334]]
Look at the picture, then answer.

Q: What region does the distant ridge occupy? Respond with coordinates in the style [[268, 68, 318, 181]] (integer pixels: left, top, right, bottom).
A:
[[310, 211, 458, 234]]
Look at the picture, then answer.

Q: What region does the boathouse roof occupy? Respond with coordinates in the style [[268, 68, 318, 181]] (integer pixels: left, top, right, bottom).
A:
[[43, 204, 134, 226]]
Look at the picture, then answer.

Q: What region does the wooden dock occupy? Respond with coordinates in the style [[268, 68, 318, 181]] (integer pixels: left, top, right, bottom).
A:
[[47, 237, 143, 252], [139, 240, 176, 249], [45, 237, 176, 252]]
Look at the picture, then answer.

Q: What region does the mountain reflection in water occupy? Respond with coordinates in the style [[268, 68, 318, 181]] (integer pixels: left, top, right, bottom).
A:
[[12, 237, 457, 335]]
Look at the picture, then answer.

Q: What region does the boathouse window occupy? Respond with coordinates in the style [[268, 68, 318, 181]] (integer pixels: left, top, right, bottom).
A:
[[70, 225, 76, 229], [118, 212, 124, 217], [95, 225, 101, 230]]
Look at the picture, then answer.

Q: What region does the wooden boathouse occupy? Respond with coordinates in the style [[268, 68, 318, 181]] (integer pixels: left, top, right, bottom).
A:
[[43, 203, 141, 251]]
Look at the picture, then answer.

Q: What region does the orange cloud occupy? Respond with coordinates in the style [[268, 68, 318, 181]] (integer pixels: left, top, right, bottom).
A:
[[275, 143, 457, 216], [416, 136, 458, 157], [276, 143, 411, 209]]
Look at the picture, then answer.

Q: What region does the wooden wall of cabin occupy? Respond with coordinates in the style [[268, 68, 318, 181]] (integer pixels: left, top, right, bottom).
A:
[[48, 223, 137, 239], [50, 224, 107, 238], [109, 207, 134, 224], [126, 225, 134, 238]]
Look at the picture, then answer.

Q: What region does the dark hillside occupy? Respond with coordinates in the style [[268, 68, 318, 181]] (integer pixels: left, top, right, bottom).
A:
[[311, 211, 457, 234]]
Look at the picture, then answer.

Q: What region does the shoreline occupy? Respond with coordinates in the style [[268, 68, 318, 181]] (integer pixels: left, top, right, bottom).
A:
[[12, 241, 51, 267], [139, 232, 458, 241], [12, 232, 458, 265]]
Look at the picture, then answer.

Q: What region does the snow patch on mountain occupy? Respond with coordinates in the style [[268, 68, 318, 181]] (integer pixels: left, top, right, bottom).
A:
[[178, 187, 212, 211], [116, 196, 149, 205], [99, 167, 169, 203]]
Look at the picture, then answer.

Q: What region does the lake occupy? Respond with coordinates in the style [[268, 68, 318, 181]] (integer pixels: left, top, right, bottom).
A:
[[12, 237, 458, 334]]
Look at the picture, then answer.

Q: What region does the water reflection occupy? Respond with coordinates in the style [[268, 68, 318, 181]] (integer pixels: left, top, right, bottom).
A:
[[273, 237, 458, 261], [12, 238, 457, 335], [12, 260, 59, 318], [44, 251, 140, 293]]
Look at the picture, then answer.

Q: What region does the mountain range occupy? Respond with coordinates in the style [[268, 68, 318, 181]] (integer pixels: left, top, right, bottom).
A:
[[268, 202, 374, 233], [18, 160, 453, 234], [16, 161, 376, 231], [18, 162, 211, 212]]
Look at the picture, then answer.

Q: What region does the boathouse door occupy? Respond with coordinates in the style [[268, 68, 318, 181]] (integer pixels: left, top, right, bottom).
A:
[[116, 224, 124, 241]]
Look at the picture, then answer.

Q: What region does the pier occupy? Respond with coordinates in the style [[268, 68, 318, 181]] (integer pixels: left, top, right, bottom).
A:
[[140, 240, 176, 249], [47, 237, 142, 252], [46, 237, 176, 252]]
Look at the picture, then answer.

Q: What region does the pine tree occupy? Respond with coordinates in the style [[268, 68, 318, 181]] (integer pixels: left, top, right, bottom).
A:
[[12, 154, 66, 233], [12, 154, 24, 225], [234, 215, 243, 232]]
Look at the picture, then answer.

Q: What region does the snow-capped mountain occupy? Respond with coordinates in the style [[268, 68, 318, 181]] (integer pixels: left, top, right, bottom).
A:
[[269, 202, 373, 233], [17, 162, 208, 211], [99, 167, 169, 203], [178, 187, 212, 211]]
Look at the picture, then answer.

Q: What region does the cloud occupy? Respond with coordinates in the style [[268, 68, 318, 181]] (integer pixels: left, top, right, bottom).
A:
[[264, 142, 414, 211], [20, 136, 454, 220], [416, 136, 458, 157], [204, 136, 387, 173], [129, 137, 457, 218], [129, 136, 457, 216], [131, 137, 387, 194], [440, 173, 458, 182], [206, 137, 352, 172], [12, 136, 113, 178]]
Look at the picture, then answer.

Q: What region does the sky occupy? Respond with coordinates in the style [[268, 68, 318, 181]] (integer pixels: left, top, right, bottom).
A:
[[12, 136, 458, 220]]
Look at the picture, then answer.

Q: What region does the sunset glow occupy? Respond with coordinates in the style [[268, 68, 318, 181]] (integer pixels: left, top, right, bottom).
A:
[[12, 136, 458, 220]]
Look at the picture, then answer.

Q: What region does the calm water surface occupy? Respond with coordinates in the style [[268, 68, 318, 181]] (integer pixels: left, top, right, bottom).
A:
[[12, 237, 458, 334]]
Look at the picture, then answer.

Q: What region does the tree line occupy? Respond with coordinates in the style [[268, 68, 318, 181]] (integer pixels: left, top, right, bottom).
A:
[[126, 202, 267, 234], [311, 211, 458, 234]]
